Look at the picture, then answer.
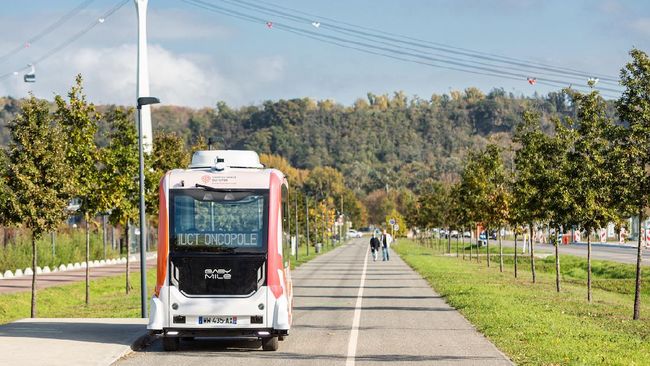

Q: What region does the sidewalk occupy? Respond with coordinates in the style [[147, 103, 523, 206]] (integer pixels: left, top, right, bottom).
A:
[[0, 257, 156, 295], [0, 318, 149, 366]]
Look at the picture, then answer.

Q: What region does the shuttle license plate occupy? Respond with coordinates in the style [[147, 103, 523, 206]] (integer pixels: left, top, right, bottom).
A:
[[199, 316, 237, 325]]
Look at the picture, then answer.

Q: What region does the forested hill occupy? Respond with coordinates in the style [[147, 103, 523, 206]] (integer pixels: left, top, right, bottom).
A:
[[0, 88, 614, 194]]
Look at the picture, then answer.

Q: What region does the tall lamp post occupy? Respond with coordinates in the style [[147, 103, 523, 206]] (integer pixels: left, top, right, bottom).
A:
[[135, 0, 153, 152], [137, 96, 159, 318]]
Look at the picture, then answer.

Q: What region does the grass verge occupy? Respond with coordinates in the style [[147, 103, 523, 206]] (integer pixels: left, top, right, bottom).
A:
[[394, 239, 650, 366], [0, 269, 156, 325]]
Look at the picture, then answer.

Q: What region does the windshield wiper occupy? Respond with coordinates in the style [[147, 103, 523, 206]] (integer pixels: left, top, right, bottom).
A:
[[195, 183, 220, 192]]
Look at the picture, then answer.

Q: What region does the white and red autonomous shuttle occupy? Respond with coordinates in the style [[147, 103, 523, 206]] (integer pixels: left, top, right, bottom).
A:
[[148, 150, 293, 351]]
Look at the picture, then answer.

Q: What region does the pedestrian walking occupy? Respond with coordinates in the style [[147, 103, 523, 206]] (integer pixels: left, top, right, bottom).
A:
[[370, 234, 380, 261], [381, 229, 392, 261]]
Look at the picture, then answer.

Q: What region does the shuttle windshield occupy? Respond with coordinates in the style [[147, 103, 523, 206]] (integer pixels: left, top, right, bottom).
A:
[[170, 188, 268, 253]]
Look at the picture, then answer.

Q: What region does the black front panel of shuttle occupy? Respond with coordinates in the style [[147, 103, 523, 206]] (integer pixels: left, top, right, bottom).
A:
[[170, 253, 266, 296]]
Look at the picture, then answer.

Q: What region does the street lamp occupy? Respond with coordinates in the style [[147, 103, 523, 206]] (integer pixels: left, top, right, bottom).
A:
[[134, 0, 153, 153], [137, 96, 159, 318]]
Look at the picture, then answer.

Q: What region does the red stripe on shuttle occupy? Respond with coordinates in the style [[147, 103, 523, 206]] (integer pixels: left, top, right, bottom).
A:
[[155, 173, 170, 297], [267, 171, 284, 299]]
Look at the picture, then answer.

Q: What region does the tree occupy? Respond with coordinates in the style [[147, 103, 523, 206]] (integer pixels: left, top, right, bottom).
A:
[[417, 179, 447, 250], [5, 95, 73, 316], [566, 89, 615, 302], [54, 75, 100, 305], [481, 144, 510, 272], [304, 166, 345, 201], [147, 131, 190, 217], [99, 107, 139, 294], [459, 154, 484, 262], [545, 117, 575, 293], [513, 111, 550, 283], [616, 48, 650, 319]]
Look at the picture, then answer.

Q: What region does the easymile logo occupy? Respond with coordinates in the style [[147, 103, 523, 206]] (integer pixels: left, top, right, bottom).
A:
[[205, 268, 232, 280]]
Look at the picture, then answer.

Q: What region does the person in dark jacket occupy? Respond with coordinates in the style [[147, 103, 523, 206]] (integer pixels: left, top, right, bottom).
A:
[[369, 234, 380, 261], [381, 229, 392, 261]]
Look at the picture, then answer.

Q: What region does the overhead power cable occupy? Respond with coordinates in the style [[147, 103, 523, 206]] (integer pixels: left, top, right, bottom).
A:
[[252, 0, 619, 83], [0, 0, 129, 81], [181, 0, 621, 97], [221, 0, 618, 88], [0, 0, 96, 65]]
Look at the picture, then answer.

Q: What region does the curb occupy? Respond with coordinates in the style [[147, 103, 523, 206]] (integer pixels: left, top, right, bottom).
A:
[[113, 331, 158, 364], [0, 253, 157, 281], [568, 241, 640, 250]]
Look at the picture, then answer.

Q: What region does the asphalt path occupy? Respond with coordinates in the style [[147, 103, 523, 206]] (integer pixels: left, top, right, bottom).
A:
[[0, 258, 156, 294], [117, 238, 512, 365], [495, 239, 649, 265]]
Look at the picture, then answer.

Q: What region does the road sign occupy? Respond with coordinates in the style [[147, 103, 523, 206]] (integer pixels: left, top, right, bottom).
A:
[[389, 218, 396, 225], [393, 224, 399, 232]]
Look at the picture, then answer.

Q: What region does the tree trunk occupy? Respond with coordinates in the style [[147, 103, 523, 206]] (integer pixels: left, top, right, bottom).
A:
[[530, 223, 536, 284], [469, 230, 473, 260], [85, 213, 90, 305], [476, 226, 481, 263], [498, 228, 503, 272], [30, 233, 37, 318], [456, 233, 459, 257], [587, 229, 592, 302], [486, 226, 491, 267], [461, 230, 465, 260], [125, 222, 131, 294], [447, 227, 451, 254], [51, 231, 56, 258], [555, 225, 561, 293], [633, 209, 643, 320], [102, 215, 107, 260], [514, 232, 518, 278]]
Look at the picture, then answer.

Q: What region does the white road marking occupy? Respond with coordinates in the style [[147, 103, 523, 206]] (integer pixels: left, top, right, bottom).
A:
[[345, 243, 370, 366]]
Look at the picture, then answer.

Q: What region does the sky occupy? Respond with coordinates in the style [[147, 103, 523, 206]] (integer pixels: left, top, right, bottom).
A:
[[0, 0, 649, 108]]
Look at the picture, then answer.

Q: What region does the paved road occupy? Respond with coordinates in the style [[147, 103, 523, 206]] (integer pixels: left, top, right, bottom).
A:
[[496, 239, 649, 265], [0, 258, 156, 294], [117, 238, 512, 365]]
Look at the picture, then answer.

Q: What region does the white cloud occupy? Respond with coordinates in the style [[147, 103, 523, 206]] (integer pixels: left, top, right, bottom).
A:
[[0, 44, 235, 107], [0, 43, 291, 108]]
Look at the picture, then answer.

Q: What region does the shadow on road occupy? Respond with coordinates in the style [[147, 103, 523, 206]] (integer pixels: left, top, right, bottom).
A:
[[0, 320, 144, 345]]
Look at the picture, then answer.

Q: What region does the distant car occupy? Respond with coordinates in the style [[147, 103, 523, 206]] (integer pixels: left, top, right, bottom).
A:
[[347, 229, 362, 238], [478, 232, 487, 246], [463, 231, 471, 238], [450, 230, 459, 238], [478, 231, 497, 245]]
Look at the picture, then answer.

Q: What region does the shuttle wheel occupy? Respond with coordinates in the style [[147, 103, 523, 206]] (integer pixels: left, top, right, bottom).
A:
[[261, 336, 279, 351], [163, 336, 180, 351]]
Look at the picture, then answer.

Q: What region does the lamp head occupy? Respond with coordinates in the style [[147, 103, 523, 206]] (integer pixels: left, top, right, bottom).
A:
[[137, 96, 160, 109]]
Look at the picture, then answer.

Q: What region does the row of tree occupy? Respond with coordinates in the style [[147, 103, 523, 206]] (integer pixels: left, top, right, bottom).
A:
[[406, 49, 650, 320], [0, 76, 191, 317]]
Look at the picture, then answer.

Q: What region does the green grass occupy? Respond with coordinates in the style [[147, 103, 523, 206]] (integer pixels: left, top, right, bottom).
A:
[[0, 268, 156, 324], [424, 237, 650, 296], [0, 238, 341, 325], [394, 240, 650, 366]]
